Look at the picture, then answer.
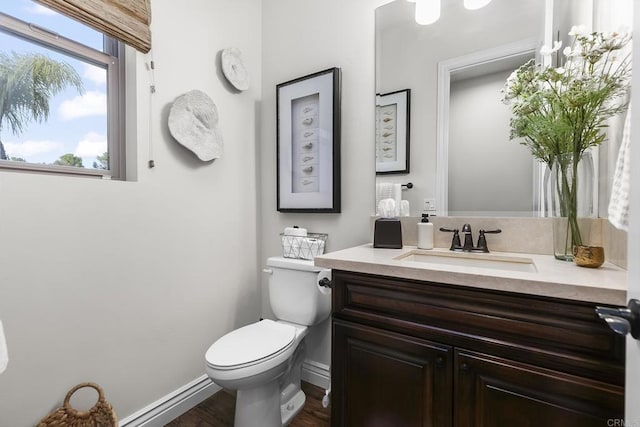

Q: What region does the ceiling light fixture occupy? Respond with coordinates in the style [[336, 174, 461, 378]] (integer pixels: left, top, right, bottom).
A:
[[463, 0, 492, 10], [415, 0, 440, 25]]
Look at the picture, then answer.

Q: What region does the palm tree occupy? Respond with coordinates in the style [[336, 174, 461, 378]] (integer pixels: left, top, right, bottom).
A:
[[0, 52, 84, 160], [54, 153, 83, 167]]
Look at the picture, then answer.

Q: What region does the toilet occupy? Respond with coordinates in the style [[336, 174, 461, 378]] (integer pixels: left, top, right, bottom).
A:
[[205, 256, 331, 427]]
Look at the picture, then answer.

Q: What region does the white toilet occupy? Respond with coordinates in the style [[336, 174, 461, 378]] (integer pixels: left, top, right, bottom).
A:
[[205, 256, 331, 427]]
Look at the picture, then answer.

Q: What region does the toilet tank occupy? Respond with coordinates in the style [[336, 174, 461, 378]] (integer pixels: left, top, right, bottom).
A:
[[265, 257, 331, 326]]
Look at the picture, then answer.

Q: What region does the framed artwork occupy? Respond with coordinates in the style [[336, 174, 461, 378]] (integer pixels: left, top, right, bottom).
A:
[[276, 68, 341, 212], [376, 89, 410, 174]]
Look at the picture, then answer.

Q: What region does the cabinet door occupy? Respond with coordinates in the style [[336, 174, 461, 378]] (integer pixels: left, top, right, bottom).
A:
[[332, 320, 452, 427], [455, 350, 624, 427]]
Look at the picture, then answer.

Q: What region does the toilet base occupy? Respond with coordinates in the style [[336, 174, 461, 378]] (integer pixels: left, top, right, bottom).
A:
[[235, 381, 281, 427], [233, 382, 306, 427], [232, 342, 307, 427], [280, 384, 306, 425]]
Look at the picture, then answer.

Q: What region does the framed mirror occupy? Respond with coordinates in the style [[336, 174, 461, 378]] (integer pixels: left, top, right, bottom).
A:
[[375, 0, 632, 218]]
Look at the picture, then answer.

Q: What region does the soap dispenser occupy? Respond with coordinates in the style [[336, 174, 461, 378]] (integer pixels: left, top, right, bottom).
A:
[[417, 213, 434, 250]]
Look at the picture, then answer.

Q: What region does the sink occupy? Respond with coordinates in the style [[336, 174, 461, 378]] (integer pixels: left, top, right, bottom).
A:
[[394, 250, 537, 273]]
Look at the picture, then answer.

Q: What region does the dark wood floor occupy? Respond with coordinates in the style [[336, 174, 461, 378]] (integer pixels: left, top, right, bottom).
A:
[[165, 382, 330, 427]]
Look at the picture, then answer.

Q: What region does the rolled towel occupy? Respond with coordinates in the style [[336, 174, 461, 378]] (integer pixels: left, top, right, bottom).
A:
[[400, 200, 410, 216], [377, 198, 397, 218], [392, 184, 402, 216], [376, 182, 402, 215]]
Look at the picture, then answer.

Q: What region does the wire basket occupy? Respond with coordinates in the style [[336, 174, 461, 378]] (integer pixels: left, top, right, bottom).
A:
[[37, 382, 117, 427], [281, 232, 328, 260]]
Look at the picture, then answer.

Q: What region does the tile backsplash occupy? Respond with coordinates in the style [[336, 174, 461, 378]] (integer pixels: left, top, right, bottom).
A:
[[371, 216, 627, 269]]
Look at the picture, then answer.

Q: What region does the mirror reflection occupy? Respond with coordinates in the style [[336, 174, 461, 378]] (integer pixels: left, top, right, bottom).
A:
[[375, 0, 632, 217]]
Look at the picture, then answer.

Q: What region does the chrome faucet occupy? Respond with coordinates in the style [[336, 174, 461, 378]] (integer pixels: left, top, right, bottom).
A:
[[440, 224, 502, 253]]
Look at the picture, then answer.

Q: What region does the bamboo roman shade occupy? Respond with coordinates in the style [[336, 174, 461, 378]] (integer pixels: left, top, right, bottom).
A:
[[35, 0, 151, 53]]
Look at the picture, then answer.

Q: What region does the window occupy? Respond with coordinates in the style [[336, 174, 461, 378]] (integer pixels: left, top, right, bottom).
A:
[[0, 2, 125, 179]]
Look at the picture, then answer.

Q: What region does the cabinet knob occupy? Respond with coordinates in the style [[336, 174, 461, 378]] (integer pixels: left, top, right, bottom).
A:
[[460, 362, 469, 372], [435, 356, 445, 367]]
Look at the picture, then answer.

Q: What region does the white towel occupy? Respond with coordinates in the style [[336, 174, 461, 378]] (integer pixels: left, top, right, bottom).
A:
[[376, 183, 402, 216], [400, 200, 411, 216], [608, 104, 631, 231], [377, 198, 397, 218], [0, 320, 7, 374], [375, 182, 393, 207]]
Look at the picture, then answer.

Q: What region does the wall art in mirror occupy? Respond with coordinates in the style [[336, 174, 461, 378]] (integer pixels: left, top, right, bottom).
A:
[[376, 89, 410, 175]]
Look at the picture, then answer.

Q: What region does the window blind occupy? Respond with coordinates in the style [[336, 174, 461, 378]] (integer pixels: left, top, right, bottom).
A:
[[35, 0, 151, 53]]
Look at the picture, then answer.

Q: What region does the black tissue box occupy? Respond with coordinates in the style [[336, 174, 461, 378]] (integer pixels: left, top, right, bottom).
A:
[[373, 218, 403, 249]]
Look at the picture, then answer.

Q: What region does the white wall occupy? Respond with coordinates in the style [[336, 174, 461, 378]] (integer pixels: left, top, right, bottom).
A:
[[0, 0, 261, 425], [260, 0, 386, 368], [448, 70, 534, 216]]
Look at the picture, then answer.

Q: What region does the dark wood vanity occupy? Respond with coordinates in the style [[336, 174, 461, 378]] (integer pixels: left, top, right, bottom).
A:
[[330, 270, 625, 426]]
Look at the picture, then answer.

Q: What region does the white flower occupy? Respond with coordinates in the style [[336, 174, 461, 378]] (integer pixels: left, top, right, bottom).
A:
[[569, 25, 587, 36], [540, 45, 552, 56], [562, 46, 580, 58], [555, 67, 565, 74], [540, 40, 563, 57]]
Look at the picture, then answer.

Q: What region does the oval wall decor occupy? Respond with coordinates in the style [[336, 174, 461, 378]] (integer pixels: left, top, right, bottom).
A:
[[168, 90, 223, 161], [221, 47, 250, 91]]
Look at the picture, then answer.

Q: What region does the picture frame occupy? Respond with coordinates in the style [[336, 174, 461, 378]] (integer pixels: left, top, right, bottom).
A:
[[376, 89, 410, 174], [276, 68, 341, 212]]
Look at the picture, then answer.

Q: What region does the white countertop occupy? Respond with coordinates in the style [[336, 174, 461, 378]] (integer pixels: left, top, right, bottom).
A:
[[314, 245, 627, 306]]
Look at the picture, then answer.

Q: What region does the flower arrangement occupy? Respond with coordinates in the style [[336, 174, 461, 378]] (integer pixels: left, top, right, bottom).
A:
[[502, 26, 631, 254]]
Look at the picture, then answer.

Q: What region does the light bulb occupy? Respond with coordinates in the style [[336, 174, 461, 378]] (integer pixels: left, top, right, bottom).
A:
[[415, 0, 440, 25], [464, 0, 492, 10]]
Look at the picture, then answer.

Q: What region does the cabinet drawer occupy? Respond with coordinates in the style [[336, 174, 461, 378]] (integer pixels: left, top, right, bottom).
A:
[[332, 270, 624, 384]]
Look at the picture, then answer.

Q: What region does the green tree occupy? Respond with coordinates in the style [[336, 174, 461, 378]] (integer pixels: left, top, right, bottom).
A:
[[92, 151, 109, 170], [54, 153, 83, 167], [9, 156, 25, 162], [0, 52, 84, 160]]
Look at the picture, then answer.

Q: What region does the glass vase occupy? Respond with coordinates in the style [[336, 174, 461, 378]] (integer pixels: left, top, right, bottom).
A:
[[544, 152, 594, 261]]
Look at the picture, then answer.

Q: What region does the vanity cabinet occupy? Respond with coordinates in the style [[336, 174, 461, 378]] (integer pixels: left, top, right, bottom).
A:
[[331, 270, 625, 427]]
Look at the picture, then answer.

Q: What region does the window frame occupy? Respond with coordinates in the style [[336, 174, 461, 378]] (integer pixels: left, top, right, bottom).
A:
[[0, 11, 126, 179]]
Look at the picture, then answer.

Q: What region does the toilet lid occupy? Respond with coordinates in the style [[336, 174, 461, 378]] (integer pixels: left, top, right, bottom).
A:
[[205, 319, 296, 368]]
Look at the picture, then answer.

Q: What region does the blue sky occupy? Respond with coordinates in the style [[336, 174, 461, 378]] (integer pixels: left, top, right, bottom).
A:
[[0, 0, 108, 169]]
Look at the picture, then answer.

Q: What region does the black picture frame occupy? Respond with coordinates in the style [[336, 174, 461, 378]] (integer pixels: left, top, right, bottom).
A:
[[276, 68, 341, 213], [376, 89, 410, 175]]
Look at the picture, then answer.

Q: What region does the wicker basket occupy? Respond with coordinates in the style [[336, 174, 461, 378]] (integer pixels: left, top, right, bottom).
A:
[[37, 382, 117, 427]]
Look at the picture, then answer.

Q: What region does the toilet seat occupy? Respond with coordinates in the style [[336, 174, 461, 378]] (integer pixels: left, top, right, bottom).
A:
[[205, 320, 296, 370]]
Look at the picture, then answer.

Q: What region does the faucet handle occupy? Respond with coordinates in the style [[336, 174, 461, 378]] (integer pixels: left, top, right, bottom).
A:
[[439, 227, 461, 251], [439, 227, 458, 233], [476, 229, 502, 253], [482, 229, 502, 234]]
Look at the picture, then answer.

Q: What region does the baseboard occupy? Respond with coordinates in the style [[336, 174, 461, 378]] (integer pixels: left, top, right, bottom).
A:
[[301, 359, 331, 391], [119, 375, 221, 427]]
